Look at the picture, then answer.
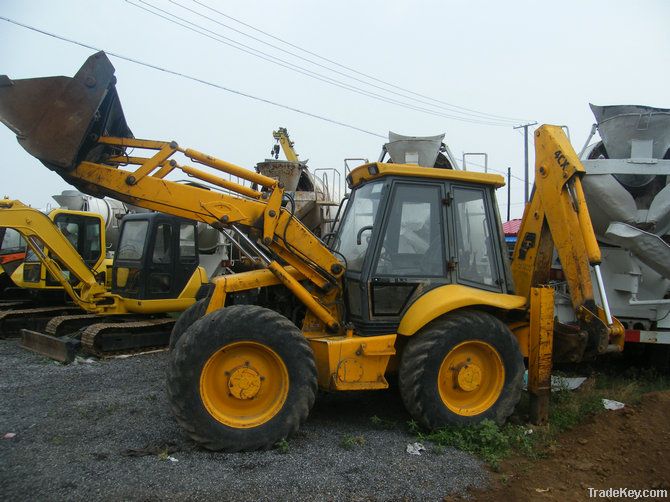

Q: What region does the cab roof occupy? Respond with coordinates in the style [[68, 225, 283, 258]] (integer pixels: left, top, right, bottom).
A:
[[347, 162, 505, 189]]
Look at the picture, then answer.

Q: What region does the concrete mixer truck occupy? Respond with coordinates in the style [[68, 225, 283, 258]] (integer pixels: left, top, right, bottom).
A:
[[554, 104, 670, 368]]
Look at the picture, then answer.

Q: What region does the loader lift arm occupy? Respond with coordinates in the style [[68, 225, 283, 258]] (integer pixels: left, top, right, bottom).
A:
[[511, 126, 624, 360], [0, 52, 344, 332]]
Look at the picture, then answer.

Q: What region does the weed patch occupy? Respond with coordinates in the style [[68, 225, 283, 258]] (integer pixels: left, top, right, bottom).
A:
[[416, 419, 532, 469], [369, 415, 397, 430], [340, 434, 365, 450], [274, 438, 289, 454]]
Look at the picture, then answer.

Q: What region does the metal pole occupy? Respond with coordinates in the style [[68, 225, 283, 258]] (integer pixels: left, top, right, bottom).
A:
[[514, 122, 537, 204], [507, 167, 511, 222]]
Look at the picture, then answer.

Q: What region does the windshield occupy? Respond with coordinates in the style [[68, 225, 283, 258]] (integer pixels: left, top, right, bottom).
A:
[[117, 220, 149, 261], [0, 228, 25, 255], [333, 181, 384, 272]]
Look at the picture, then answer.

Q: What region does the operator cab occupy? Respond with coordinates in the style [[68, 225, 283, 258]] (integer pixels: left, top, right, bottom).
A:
[[23, 211, 104, 286], [112, 213, 199, 300], [332, 163, 512, 335]]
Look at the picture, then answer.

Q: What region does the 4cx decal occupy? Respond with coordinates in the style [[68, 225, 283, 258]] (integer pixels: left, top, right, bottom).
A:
[[554, 150, 571, 169]]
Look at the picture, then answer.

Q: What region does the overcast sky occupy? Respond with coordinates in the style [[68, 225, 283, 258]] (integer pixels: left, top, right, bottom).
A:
[[1, 0, 668, 219]]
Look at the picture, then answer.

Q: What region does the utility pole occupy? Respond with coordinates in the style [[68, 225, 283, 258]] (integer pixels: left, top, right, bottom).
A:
[[507, 167, 511, 222], [514, 122, 537, 203]]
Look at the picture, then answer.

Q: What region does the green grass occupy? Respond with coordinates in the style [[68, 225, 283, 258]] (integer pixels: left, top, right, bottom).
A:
[[411, 366, 670, 468], [340, 434, 365, 450], [415, 419, 533, 469], [274, 438, 289, 454], [369, 415, 398, 430]]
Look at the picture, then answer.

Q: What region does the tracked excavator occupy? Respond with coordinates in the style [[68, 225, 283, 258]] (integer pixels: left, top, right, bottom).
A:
[[0, 52, 623, 451], [0, 207, 109, 335], [8, 207, 108, 292], [0, 201, 208, 361]]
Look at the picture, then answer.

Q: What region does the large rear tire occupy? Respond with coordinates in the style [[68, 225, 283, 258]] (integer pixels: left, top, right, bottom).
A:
[[399, 310, 523, 429], [167, 305, 317, 451]]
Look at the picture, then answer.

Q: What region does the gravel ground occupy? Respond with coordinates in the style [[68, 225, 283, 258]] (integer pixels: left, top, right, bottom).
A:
[[0, 339, 489, 501]]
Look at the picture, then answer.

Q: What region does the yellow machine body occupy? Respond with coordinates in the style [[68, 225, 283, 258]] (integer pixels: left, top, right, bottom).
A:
[[10, 208, 109, 291], [0, 200, 204, 315], [0, 52, 628, 450]]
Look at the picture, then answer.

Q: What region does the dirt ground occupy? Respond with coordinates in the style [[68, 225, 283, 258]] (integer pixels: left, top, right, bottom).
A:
[[468, 390, 670, 501]]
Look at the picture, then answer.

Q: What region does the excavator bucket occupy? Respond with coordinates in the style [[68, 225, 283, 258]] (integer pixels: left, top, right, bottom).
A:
[[0, 51, 132, 173]]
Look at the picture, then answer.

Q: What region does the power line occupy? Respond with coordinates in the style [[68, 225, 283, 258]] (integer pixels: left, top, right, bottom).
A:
[[0, 16, 387, 139], [168, 0, 521, 125], [0, 16, 534, 182], [191, 0, 531, 124], [127, 0, 515, 127]]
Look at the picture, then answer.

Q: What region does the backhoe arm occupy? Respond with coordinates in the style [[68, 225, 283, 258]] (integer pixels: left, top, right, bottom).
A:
[[0, 200, 110, 310], [511, 126, 624, 357]]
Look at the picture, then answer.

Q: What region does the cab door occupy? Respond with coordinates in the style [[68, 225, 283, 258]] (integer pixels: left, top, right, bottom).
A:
[[449, 185, 506, 292], [335, 178, 452, 335], [364, 181, 451, 332]]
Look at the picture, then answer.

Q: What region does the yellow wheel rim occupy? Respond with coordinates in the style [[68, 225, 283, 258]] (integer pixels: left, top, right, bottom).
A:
[[438, 340, 505, 417], [200, 341, 289, 428]]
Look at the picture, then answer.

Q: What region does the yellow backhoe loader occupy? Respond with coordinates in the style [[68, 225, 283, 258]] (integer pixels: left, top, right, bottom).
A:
[[0, 201, 208, 361], [0, 52, 624, 451]]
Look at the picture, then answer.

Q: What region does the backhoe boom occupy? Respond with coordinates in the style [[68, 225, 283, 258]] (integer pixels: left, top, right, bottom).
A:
[[511, 126, 624, 359]]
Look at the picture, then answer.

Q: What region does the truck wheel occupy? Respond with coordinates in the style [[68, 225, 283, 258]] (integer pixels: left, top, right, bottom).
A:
[[169, 298, 208, 351], [167, 305, 317, 451], [399, 310, 523, 429]]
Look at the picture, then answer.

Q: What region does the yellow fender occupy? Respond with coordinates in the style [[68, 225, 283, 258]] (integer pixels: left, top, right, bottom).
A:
[[397, 284, 527, 336]]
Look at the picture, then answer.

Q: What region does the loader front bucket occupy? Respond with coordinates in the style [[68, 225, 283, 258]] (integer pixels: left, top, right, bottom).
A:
[[0, 51, 132, 173]]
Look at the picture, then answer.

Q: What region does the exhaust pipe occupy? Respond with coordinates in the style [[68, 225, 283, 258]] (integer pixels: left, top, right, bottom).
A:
[[0, 51, 132, 173]]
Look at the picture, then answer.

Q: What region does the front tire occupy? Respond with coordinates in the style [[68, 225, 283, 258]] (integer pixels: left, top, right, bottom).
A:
[[399, 310, 523, 429], [167, 305, 317, 451]]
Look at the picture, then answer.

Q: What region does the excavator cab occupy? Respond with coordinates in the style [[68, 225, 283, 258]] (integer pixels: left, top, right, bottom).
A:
[[34, 211, 104, 287], [18, 210, 105, 289], [112, 213, 199, 301]]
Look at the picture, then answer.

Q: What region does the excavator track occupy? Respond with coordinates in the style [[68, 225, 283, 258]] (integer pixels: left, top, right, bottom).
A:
[[0, 299, 32, 309], [81, 317, 175, 357], [0, 306, 83, 338], [44, 313, 139, 337]]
